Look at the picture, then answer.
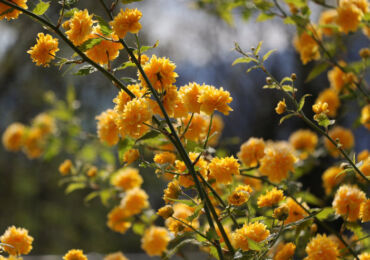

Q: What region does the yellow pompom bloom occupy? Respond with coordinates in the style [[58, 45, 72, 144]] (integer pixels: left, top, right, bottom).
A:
[[259, 144, 297, 183], [64, 9, 93, 46], [361, 104, 370, 130], [0, 0, 27, 20], [328, 61, 357, 93], [110, 8, 142, 39], [285, 198, 309, 224], [163, 181, 181, 204], [173, 93, 188, 118], [208, 114, 224, 146], [104, 252, 128, 260], [0, 256, 23, 260], [122, 149, 139, 164], [0, 226, 33, 256], [304, 234, 338, 260], [96, 109, 120, 146], [336, 0, 363, 34], [141, 226, 170, 257], [2, 123, 25, 151], [23, 127, 44, 159], [179, 82, 203, 113], [312, 101, 329, 117], [228, 185, 253, 206], [182, 113, 207, 141], [316, 89, 340, 117], [157, 205, 174, 219], [87, 166, 98, 178], [333, 185, 366, 222], [319, 10, 338, 36], [85, 28, 123, 65], [238, 137, 265, 167], [360, 199, 370, 222], [166, 203, 199, 234], [112, 167, 143, 191], [154, 151, 176, 165], [275, 100, 286, 115], [289, 129, 318, 152], [324, 126, 354, 157], [208, 156, 240, 184], [63, 249, 87, 260], [198, 85, 233, 115], [293, 25, 321, 64], [274, 242, 296, 260], [359, 252, 370, 260], [322, 166, 344, 195], [59, 159, 72, 176], [232, 222, 270, 251], [27, 33, 59, 67], [139, 55, 178, 91], [176, 152, 208, 188], [113, 85, 145, 114], [358, 149, 369, 162], [120, 187, 149, 215], [107, 206, 131, 234], [359, 157, 370, 181], [32, 113, 55, 136], [257, 187, 285, 208]]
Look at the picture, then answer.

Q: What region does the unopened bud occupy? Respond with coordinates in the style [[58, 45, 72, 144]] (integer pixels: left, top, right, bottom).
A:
[[291, 73, 297, 80], [266, 77, 273, 84], [359, 48, 370, 59], [273, 204, 289, 221], [157, 205, 174, 219], [310, 223, 318, 233]]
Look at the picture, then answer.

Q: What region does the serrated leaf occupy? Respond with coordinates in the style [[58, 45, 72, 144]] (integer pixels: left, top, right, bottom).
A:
[[115, 61, 136, 71], [246, 238, 263, 251], [134, 40, 159, 55], [232, 57, 257, 66], [32, 0, 50, 15], [298, 94, 311, 111], [65, 182, 86, 194], [94, 15, 112, 36], [254, 41, 263, 56], [135, 130, 161, 143], [62, 8, 79, 18], [256, 12, 275, 22], [315, 207, 336, 221], [279, 113, 295, 124], [167, 198, 197, 206], [305, 62, 329, 83], [79, 38, 103, 52], [74, 65, 97, 76], [262, 49, 276, 61]]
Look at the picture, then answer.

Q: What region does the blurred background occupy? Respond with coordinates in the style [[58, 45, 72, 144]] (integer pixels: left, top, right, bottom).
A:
[[0, 0, 368, 257]]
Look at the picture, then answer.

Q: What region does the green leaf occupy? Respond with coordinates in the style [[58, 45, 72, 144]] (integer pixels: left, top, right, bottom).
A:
[[206, 229, 220, 241], [84, 191, 99, 204], [74, 65, 97, 76], [315, 207, 336, 221], [246, 65, 260, 73], [118, 138, 135, 162], [186, 203, 203, 222], [280, 76, 293, 85], [254, 0, 274, 10], [317, 114, 335, 128], [62, 8, 79, 18], [134, 40, 159, 55], [115, 61, 136, 71], [167, 198, 197, 206], [232, 57, 257, 66], [296, 191, 324, 206], [32, 0, 50, 15], [262, 49, 276, 61], [100, 189, 113, 206], [279, 113, 295, 124], [121, 77, 137, 84], [284, 0, 306, 8], [135, 130, 161, 143], [94, 15, 112, 36], [79, 38, 103, 52], [305, 63, 330, 83], [65, 182, 86, 194], [164, 238, 201, 260], [256, 12, 275, 22], [246, 238, 263, 251], [263, 84, 276, 89], [132, 222, 145, 235], [254, 41, 263, 56], [282, 85, 295, 92], [121, 0, 143, 3], [298, 94, 312, 111]]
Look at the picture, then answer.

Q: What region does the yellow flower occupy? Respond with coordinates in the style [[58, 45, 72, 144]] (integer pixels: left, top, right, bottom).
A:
[[139, 55, 178, 91], [259, 144, 297, 183], [112, 167, 143, 191], [122, 149, 139, 164], [110, 8, 142, 39], [359, 252, 370, 260], [59, 159, 72, 176], [113, 85, 145, 114], [85, 28, 123, 65], [0, 256, 23, 260], [241, 173, 262, 191], [293, 25, 321, 64], [23, 127, 44, 159], [150, 85, 179, 117], [208, 156, 240, 184], [324, 126, 354, 157], [289, 129, 318, 153], [238, 137, 265, 167], [232, 222, 270, 251], [328, 61, 357, 93], [316, 89, 340, 117], [173, 93, 188, 118], [272, 205, 290, 221], [257, 187, 285, 208], [115, 98, 152, 139], [179, 82, 203, 113], [32, 113, 55, 136], [312, 101, 329, 117], [163, 181, 181, 204], [275, 100, 286, 114], [63, 249, 87, 260], [322, 166, 344, 195], [274, 242, 296, 260], [176, 152, 208, 188], [166, 203, 199, 234], [359, 157, 370, 181], [358, 149, 369, 162], [154, 151, 176, 165], [157, 205, 174, 219], [27, 33, 59, 67], [2, 123, 25, 151], [0, 226, 33, 256], [0, 0, 27, 20], [132, 53, 149, 65], [360, 199, 370, 222], [181, 113, 207, 141], [64, 9, 93, 46], [198, 85, 233, 115], [304, 234, 338, 260], [120, 187, 149, 215], [87, 166, 98, 178], [333, 185, 366, 222], [285, 198, 309, 224], [228, 185, 253, 206], [363, 26, 370, 38], [104, 251, 128, 260], [141, 226, 170, 256], [96, 109, 120, 146], [107, 206, 131, 234], [208, 114, 224, 146], [361, 104, 370, 130], [336, 0, 363, 34], [319, 10, 338, 36]]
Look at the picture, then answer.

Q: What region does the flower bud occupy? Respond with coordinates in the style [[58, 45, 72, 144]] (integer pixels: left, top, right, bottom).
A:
[[157, 205, 174, 219], [273, 204, 289, 221]]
